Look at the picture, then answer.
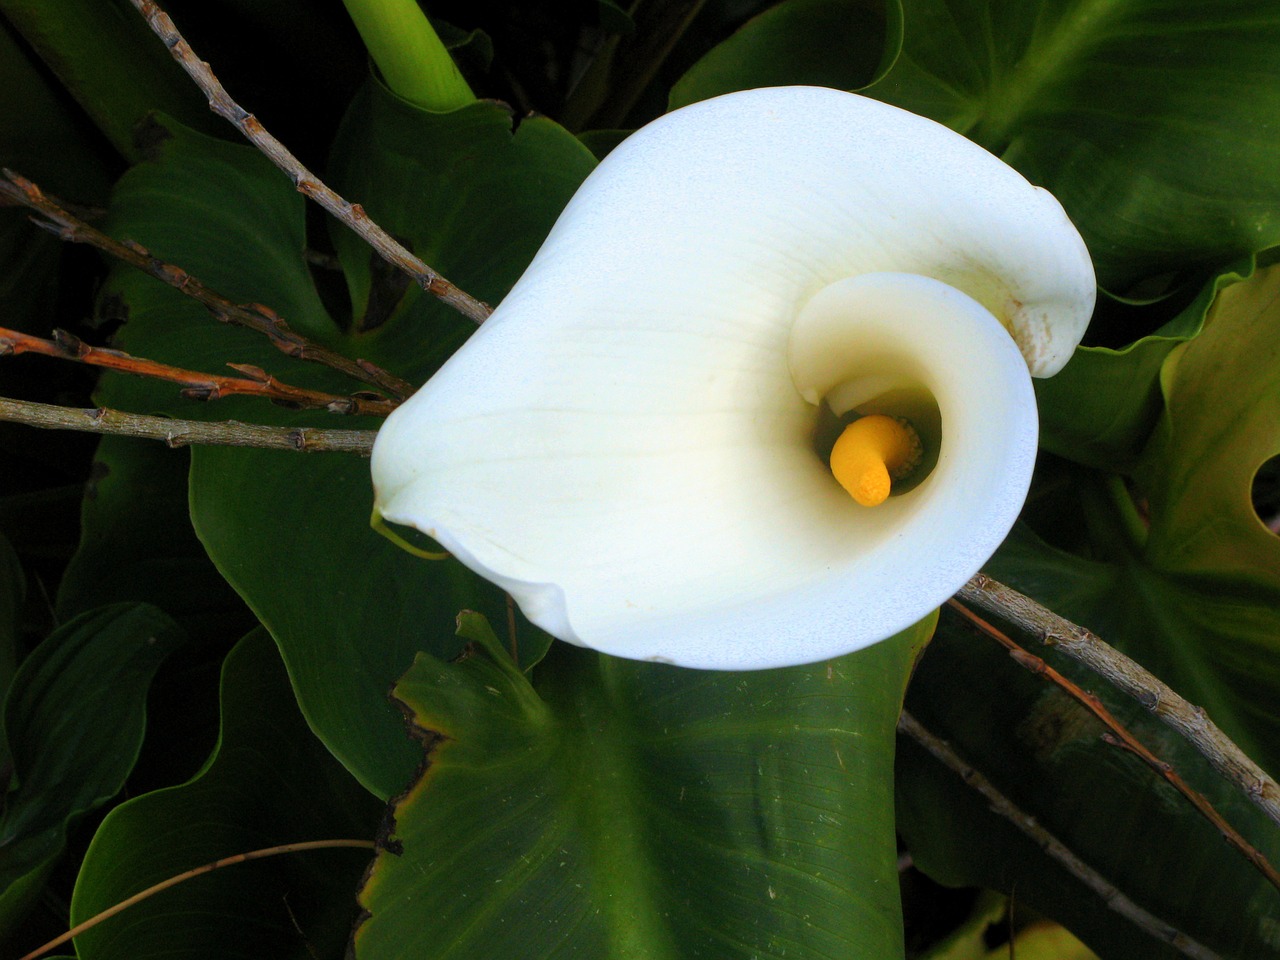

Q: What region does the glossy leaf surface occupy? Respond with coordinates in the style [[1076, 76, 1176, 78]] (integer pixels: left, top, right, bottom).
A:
[[864, 0, 1280, 291], [899, 267, 1280, 957], [70, 630, 381, 960], [0, 604, 184, 935], [354, 613, 931, 960], [55, 436, 252, 644], [0, 0, 216, 159], [898, 592, 1280, 960], [94, 82, 592, 796], [668, 0, 897, 109]]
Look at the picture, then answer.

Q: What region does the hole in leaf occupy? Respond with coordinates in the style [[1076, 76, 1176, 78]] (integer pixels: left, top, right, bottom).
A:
[[1252, 455, 1280, 536]]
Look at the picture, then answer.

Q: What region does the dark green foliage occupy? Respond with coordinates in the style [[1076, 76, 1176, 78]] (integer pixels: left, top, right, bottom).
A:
[[3, 2, 1280, 958]]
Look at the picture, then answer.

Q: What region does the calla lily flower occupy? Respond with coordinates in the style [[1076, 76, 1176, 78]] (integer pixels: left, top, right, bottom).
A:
[[371, 86, 1096, 670]]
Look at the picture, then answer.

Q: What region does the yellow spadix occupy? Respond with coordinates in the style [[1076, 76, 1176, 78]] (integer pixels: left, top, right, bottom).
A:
[[830, 416, 923, 507]]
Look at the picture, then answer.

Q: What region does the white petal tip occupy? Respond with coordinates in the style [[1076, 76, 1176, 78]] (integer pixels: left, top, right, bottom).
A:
[[371, 86, 1095, 670]]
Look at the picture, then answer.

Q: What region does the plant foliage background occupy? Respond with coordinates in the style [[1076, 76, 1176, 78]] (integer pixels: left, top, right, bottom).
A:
[[1, 1, 1279, 958]]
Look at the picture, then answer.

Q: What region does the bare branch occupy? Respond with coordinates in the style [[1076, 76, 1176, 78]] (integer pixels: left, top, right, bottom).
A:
[[0, 170, 414, 400], [898, 710, 1222, 960], [959, 575, 1280, 831], [948, 599, 1280, 894], [0, 326, 395, 417], [0, 398, 376, 455], [126, 0, 493, 325], [19, 839, 375, 960]]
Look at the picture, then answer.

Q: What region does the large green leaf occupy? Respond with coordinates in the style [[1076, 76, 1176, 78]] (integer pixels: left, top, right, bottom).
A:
[[897, 601, 1280, 960], [325, 78, 598, 360], [0, 0, 217, 160], [0, 603, 184, 936], [0, 12, 115, 342], [899, 273, 1280, 956], [0, 12, 114, 195], [70, 630, 381, 960], [94, 119, 439, 796], [1138, 263, 1280, 586], [668, 0, 898, 110], [1032, 268, 1241, 471], [864, 0, 1280, 292], [56, 436, 253, 644], [95, 83, 593, 797], [354, 612, 931, 960], [0, 531, 22, 705], [1019, 266, 1280, 767]]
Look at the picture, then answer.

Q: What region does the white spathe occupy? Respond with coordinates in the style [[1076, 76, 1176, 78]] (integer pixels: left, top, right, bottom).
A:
[[371, 86, 1096, 670]]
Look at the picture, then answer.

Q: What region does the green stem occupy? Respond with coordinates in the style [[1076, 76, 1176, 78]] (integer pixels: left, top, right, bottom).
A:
[[340, 0, 473, 111], [1081, 471, 1148, 561], [1103, 472, 1149, 553], [370, 510, 449, 560]]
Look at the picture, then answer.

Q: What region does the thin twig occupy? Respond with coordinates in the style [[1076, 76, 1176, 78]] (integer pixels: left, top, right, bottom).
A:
[[18, 839, 375, 960], [959, 575, 1280, 830], [127, 0, 492, 325], [898, 710, 1221, 960], [0, 171, 414, 400], [0, 326, 395, 417], [948, 599, 1280, 894], [0, 397, 376, 455]]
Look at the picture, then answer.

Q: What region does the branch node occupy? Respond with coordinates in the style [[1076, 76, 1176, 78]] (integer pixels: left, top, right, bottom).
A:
[[226, 363, 271, 383], [0, 397, 377, 455], [125, 0, 491, 325], [52, 329, 88, 356], [956, 576, 1280, 830]]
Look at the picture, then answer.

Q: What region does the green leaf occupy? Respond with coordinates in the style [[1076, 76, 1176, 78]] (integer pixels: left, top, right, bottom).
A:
[[0, 531, 23, 705], [0, 13, 114, 194], [1034, 263, 1249, 471], [897, 593, 1280, 960], [0, 13, 115, 338], [0, 0, 219, 160], [353, 612, 931, 960], [669, 0, 899, 110], [95, 91, 592, 797], [0, 603, 184, 936], [1139, 263, 1280, 585], [94, 117, 490, 798], [900, 265, 1280, 953], [325, 79, 597, 353], [435, 21, 496, 69], [595, 0, 637, 36], [56, 436, 253, 644], [69, 630, 381, 960], [997, 266, 1280, 772], [864, 0, 1280, 291]]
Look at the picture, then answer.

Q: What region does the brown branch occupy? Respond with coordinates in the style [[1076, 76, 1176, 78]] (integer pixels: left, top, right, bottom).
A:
[[0, 397, 376, 455], [126, 0, 492, 326], [948, 599, 1280, 894], [959, 575, 1280, 830], [0, 326, 395, 417], [0, 170, 414, 400], [898, 710, 1221, 960], [18, 839, 375, 960]]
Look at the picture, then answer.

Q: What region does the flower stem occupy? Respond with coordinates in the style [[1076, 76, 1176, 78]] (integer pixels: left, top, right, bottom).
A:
[[340, 0, 473, 111], [1103, 472, 1149, 551]]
